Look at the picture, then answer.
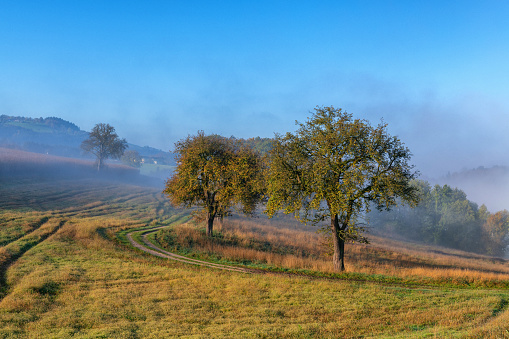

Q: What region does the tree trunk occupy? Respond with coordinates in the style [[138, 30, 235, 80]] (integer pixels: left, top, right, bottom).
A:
[[205, 193, 216, 237], [331, 214, 346, 272], [206, 210, 216, 237]]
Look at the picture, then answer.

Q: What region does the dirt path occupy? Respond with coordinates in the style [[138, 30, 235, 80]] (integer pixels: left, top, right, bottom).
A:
[[125, 225, 509, 292], [125, 228, 438, 289], [126, 227, 255, 274]]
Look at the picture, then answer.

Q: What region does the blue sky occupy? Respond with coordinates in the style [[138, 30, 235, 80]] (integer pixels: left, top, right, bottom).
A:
[[1, 0, 509, 177]]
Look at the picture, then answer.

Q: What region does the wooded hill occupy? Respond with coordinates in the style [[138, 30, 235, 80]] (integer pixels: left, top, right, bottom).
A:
[[438, 166, 509, 212], [0, 115, 174, 164], [369, 180, 509, 257]]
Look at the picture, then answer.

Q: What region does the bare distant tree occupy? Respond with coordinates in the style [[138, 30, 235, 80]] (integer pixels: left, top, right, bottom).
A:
[[81, 123, 127, 171]]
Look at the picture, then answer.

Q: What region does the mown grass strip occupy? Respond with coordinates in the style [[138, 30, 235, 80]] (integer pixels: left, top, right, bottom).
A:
[[0, 215, 50, 247], [0, 218, 65, 297]]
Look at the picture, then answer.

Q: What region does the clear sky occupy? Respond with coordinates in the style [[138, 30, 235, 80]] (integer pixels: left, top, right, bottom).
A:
[[2, 0, 509, 177]]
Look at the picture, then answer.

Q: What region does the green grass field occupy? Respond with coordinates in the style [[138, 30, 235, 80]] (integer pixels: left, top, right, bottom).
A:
[[1, 172, 509, 337], [140, 163, 175, 179]]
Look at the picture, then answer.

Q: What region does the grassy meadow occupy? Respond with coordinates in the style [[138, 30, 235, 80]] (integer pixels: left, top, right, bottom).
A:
[[150, 217, 509, 288], [0, 154, 509, 337]]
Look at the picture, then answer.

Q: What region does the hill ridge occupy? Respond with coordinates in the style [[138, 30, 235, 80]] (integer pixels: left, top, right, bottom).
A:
[[0, 115, 82, 134], [0, 114, 173, 163]]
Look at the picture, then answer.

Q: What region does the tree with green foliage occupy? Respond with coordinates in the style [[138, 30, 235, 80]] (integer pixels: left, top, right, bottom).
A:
[[121, 150, 142, 168], [164, 131, 265, 236], [265, 106, 419, 271], [438, 199, 480, 250], [81, 123, 127, 171]]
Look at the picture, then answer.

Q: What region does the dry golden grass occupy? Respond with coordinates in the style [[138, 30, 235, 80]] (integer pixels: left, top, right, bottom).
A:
[[2, 217, 507, 338], [1, 175, 509, 338], [156, 216, 509, 287]]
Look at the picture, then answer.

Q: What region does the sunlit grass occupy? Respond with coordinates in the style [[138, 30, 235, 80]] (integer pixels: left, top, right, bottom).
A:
[[2, 218, 508, 338], [150, 217, 509, 290], [0, 173, 509, 337]]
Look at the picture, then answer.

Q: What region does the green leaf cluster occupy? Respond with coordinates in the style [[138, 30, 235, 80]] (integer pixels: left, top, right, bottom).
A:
[[265, 106, 418, 230]]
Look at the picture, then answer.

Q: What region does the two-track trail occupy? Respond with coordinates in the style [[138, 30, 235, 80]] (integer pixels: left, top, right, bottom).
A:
[[126, 226, 255, 274], [124, 223, 509, 296]]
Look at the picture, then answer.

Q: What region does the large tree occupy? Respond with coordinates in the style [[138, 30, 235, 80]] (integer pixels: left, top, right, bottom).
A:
[[81, 123, 127, 171], [164, 131, 265, 236], [265, 106, 419, 271]]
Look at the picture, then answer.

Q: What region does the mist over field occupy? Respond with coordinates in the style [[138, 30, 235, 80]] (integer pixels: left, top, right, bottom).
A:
[[2, 112, 509, 214], [3, 3, 509, 337], [0, 146, 167, 190], [1, 1, 508, 186], [438, 166, 509, 212], [1, 0, 509, 271]]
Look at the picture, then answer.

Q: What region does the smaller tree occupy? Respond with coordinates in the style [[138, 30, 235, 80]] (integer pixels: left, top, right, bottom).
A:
[[121, 150, 142, 168], [164, 131, 265, 236], [81, 123, 127, 171]]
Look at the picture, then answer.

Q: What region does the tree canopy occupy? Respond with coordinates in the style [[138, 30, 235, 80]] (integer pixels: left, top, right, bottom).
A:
[[265, 106, 419, 271], [81, 123, 127, 171], [164, 131, 265, 236]]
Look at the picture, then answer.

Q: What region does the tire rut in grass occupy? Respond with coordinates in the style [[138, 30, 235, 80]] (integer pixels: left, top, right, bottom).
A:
[[126, 227, 255, 274], [0, 215, 50, 247], [0, 218, 66, 299], [492, 297, 508, 317]]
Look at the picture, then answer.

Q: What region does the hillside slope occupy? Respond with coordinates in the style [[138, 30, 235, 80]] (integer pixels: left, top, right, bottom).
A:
[[0, 115, 174, 164]]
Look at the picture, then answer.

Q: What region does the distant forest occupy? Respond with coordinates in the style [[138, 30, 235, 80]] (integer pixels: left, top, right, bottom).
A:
[[0, 115, 82, 130], [0, 115, 87, 158], [0, 115, 276, 174], [369, 180, 509, 257]]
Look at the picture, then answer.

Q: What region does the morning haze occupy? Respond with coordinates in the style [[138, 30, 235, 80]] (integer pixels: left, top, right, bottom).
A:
[[2, 1, 509, 337], [2, 2, 509, 180]]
